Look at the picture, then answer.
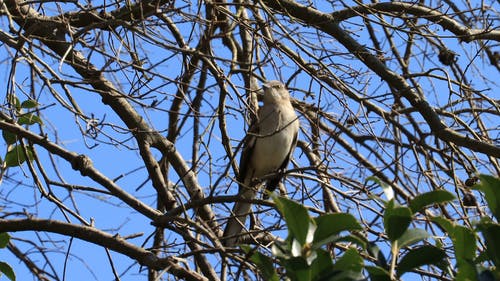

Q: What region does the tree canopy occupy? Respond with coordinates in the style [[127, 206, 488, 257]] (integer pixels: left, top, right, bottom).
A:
[[0, 0, 499, 280]]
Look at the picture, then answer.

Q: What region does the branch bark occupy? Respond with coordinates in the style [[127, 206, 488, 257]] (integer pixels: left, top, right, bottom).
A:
[[261, 0, 500, 158], [0, 219, 208, 281]]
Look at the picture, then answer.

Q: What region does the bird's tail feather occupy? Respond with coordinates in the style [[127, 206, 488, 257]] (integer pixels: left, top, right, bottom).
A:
[[222, 187, 256, 246]]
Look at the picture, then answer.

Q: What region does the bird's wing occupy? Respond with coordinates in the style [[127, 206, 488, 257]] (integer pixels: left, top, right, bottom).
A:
[[223, 120, 259, 246], [265, 123, 299, 193], [236, 121, 259, 187]]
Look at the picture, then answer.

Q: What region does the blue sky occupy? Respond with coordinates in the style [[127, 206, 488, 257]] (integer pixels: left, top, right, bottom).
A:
[[1, 0, 499, 280]]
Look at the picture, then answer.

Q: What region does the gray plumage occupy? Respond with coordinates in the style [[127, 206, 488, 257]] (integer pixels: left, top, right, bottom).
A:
[[223, 80, 299, 246]]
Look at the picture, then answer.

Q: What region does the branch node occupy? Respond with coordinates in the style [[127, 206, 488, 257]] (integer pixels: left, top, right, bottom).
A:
[[71, 154, 93, 176]]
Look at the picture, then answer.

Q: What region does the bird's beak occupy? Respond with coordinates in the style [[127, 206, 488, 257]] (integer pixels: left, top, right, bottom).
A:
[[258, 83, 269, 101]]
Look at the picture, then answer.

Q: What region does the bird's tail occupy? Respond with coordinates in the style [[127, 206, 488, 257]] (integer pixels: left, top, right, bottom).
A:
[[222, 187, 256, 246]]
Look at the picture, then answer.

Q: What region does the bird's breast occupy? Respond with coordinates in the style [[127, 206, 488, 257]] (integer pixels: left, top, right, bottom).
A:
[[250, 107, 299, 178]]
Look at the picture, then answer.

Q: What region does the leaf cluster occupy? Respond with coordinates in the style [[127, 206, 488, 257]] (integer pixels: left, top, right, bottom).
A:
[[1, 95, 40, 168], [0, 233, 15, 281], [248, 175, 500, 281]]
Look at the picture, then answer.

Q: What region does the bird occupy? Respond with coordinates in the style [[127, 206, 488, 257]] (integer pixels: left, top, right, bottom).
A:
[[223, 80, 299, 246]]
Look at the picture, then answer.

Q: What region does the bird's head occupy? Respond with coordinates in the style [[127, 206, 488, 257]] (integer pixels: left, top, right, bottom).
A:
[[262, 80, 290, 104]]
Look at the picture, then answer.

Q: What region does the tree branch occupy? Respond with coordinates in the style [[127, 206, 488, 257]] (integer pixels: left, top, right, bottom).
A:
[[261, 0, 500, 158], [0, 218, 208, 281]]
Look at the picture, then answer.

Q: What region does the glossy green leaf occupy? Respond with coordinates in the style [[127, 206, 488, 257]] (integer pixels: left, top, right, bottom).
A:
[[4, 145, 34, 167], [0, 233, 10, 248], [335, 234, 368, 250], [453, 225, 476, 261], [409, 190, 455, 214], [396, 228, 431, 249], [20, 99, 38, 109], [366, 266, 391, 281], [282, 257, 311, 281], [248, 249, 279, 281], [309, 249, 333, 280], [316, 270, 363, 281], [431, 216, 455, 235], [313, 213, 362, 246], [431, 216, 477, 265], [17, 113, 42, 126], [477, 221, 500, 267], [273, 196, 311, 245], [0, 261, 15, 281], [332, 247, 363, 273], [2, 130, 17, 145], [455, 259, 477, 281], [396, 245, 446, 277], [472, 175, 500, 221], [8, 95, 21, 112], [384, 200, 412, 242]]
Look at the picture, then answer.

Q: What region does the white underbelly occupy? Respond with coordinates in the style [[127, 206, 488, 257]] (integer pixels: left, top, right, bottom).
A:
[[251, 125, 296, 178]]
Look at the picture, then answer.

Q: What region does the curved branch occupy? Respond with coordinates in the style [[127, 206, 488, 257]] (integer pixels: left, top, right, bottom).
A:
[[0, 218, 208, 281], [261, 0, 500, 158], [0, 116, 161, 219], [331, 2, 500, 42], [59, 0, 172, 29], [7, 243, 53, 281], [4, 0, 218, 229]]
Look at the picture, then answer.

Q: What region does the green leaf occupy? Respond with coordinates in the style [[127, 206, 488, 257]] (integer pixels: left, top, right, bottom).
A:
[[273, 196, 311, 245], [316, 270, 363, 281], [366, 266, 391, 281], [313, 213, 362, 247], [335, 234, 368, 250], [455, 259, 477, 281], [384, 200, 412, 242], [0, 233, 10, 248], [2, 130, 17, 145], [310, 249, 333, 280], [332, 247, 363, 273], [8, 95, 21, 112], [4, 145, 34, 167], [431, 216, 477, 265], [17, 113, 42, 126], [431, 216, 455, 234], [282, 257, 311, 281], [20, 99, 38, 109], [453, 225, 476, 261], [476, 221, 500, 267], [409, 190, 455, 214], [396, 228, 431, 249], [396, 245, 446, 277], [248, 250, 279, 281], [472, 175, 500, 221], [0, 261, 15, 281]]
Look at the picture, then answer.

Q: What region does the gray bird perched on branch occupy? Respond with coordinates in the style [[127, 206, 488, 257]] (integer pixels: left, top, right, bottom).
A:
[[223, 80, 299, 246]]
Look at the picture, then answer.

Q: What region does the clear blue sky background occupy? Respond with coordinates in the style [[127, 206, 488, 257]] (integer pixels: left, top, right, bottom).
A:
[[1, 0, 499, 280]]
